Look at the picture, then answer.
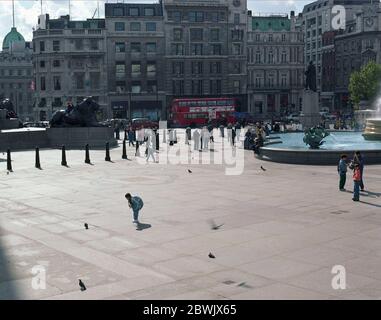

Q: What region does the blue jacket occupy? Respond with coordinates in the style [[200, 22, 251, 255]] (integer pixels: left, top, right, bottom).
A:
[[131, 196, 143, 212], [338, 159, 347, 174]]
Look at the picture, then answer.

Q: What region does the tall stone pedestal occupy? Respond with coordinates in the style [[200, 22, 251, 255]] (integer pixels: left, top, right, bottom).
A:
[[301, 90, 321, 128]]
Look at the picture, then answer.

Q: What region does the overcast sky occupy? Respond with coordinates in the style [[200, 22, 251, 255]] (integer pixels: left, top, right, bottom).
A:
[[0, 0, 310, 42]]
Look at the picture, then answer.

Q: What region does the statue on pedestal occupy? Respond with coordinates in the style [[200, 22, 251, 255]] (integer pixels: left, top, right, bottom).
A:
[[50, 97, 105, 127], [305, 61, 317, 92], [0, 98, 17, 119]]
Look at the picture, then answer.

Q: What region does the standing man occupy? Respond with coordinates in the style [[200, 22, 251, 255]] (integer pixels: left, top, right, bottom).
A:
[[338, 154, 348, 191], [185, 127, 192, 145]]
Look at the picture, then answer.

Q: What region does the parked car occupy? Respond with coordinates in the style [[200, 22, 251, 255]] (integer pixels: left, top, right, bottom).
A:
[[23, 121, 49, 128], [131, 118, 158, 130]]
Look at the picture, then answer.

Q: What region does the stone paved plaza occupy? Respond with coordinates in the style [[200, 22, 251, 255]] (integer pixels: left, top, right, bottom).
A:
[[0, 129, 381, 300]]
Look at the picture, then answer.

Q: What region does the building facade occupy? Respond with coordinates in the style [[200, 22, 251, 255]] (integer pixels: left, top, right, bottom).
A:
[[0, 27, 34, 121], [163, 0, 248, 117], [105, 2, 166, 121], [335, 2, 381, 111], [302, 0, 371, 107], [247, 12, 305, 120], [32, 14, 108, 121], [321, 30, 336, 111]]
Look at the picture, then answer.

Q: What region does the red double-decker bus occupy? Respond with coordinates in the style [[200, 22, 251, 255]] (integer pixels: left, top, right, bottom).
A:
[[169, 97, 238, 127]]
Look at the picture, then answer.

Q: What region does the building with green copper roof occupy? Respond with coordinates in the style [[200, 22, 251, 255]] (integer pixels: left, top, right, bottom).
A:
[[252, 15, 291, 32], [2, 27, 25, 51]]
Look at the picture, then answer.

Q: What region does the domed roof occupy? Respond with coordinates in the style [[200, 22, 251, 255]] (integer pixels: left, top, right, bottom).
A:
[[2, 27, 25, 50]]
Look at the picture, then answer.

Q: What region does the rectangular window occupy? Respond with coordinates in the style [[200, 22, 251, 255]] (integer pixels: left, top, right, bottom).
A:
[[173, 11, 181, 22], [191, 44, 203, 55], [113, 7, 124, 16], [130, 22, 141, 31], [53, 40, 60, 51], [210, 29, 220, 41], [75, 39, 83, 50], [90, 72, 100, 89], [75, 73, 85, 89], [131, 62, 141, 76], [147, 62, 156, 76], [146, 42, 156, 53], [146, 22, 156, 32], [40, 60, 45, 68], [40, 77, 46, 91], [232, 44, 241, 55], [147, 80, 157, 93], [129, 8, 139, 16], [116, 62, 126, 80], [144, 8, 154, 16], [90, 39, 99, 50], [172, 62, 184, 74], [115, 22, 125, 31], [191, 62, 203, 75], [131, 81, 141, 93], [212, 44, 222, 55], [190, 28, 203, 41], [131, 42, 141, 53], [53, 60, 60, 68], [40, 41, 45, 52], [172, 44, 184, 55], [234, 13, 240, 25], [53, 76, 61, 91], [173, 29, 183, 41], [115, 42, 125, 53]]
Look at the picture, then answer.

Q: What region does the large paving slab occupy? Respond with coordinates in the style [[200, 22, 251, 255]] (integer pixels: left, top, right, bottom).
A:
[[0, 129, 380, 299]]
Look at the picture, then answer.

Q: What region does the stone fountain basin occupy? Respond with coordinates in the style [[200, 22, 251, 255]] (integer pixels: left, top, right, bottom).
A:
[[255, 132, 381, 165]]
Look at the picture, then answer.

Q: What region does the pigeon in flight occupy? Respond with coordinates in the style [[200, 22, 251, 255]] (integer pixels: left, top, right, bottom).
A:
[[79, 279, 86, 291], [208, 252, 216, 259], [84, 223, 89, 230], [260, 166, 266, 171], [188, 169, 192, 173]]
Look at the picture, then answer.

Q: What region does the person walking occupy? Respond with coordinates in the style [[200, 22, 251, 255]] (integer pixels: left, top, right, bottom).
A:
[[193, 129, 200, 151], [219, 124, 225, 138], [231, 127, 236, 147], [146, 137, 157, 163], [352, 164, 362, 202], [338, 154, 348, 191], [227, 123, 232, 144], [125, 193, 144, 224], [127, 127, 135, 147], [353, 151, 365, 191], [185, 127, 191, 145]]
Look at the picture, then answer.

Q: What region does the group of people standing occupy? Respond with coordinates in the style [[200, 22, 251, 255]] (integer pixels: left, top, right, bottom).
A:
[[338, 151, 365, 201]]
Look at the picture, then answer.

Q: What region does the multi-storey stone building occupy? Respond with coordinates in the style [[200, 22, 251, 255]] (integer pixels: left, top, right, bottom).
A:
[[247, 12, 305, 120], [334, 2, 381, 111], [32, 14, 107, 121], [302, 0, 371, 107], [105, 2, 165, 120], [0, 27, 34, 121], [321, 30, 337, 111], [163, 0, 248, 116]]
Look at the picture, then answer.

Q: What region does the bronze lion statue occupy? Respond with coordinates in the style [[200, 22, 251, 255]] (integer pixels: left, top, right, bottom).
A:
[[50, 97, 106, 127]]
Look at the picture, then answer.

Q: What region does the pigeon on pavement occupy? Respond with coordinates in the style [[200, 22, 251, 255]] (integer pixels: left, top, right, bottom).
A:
[[79, 279, 86, 291]]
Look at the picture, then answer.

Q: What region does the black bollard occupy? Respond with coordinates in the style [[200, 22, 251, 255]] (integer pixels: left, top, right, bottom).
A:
[[6, 149, 12, 172], [105, 142, 111, 162], [35, 147, 41, 169], [61, 145, 67, 166], [124, 129, 127, 141], [122, 139, 128, 160], [85, 144, 91, 164]]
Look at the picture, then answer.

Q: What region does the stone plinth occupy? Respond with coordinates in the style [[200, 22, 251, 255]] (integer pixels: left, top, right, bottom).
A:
[[301, 90, 321, 128], [47, 127, 117, 148], [0, 119, 20, 130]]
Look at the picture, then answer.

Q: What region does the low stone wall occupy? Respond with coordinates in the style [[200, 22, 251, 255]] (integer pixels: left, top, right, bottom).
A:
[[46, 127, 117, 149], [0, 127, 116, 151], [0, 119, 20, 130], [255, 147, 381, 165]]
